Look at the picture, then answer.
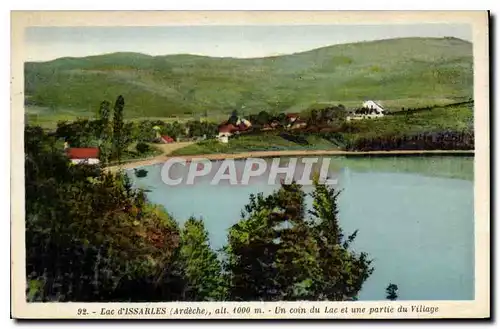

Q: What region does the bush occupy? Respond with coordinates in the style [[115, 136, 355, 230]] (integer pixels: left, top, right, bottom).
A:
[[136, 142, 150, 154]]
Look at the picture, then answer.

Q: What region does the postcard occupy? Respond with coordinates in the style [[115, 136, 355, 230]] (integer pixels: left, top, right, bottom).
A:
[[11, 10, 490, 319]]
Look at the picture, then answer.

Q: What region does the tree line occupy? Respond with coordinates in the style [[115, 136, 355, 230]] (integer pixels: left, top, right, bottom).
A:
[[386, 99, 474, 116], [24, 125, 392, 302], [224, 105, 347, 133], [344, 130, 474, 151], [54, 96, 219, 164]]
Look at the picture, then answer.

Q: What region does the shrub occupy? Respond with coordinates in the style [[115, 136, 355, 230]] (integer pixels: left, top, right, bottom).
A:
[[136, 142, 150, 154]]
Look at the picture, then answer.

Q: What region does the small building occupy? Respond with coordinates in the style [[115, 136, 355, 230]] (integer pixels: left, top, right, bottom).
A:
[[160, 135, 175, 143], [270, 120, 280, 129], [346, 100, 386, 122], [66, 147, 100, 165], [290, 119, 308, 130], [217, 125, 233, 143], [285, 113, 302, 129], [238, 118, 252, 130], [286, 113, 300, 124], [362, 100, 385, 114]]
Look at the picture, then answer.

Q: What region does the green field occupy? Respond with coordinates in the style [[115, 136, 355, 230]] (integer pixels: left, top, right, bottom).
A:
[[25, 37, 473, 126], [344, 104, 473, 138], [170, 133, 341, 156]]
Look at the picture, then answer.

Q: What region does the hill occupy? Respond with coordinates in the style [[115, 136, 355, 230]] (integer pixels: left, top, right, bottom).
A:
[[24, 37, 473, 122]]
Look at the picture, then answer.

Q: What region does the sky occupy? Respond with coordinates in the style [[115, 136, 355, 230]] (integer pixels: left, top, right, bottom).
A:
[[24, 24, 472, 62]]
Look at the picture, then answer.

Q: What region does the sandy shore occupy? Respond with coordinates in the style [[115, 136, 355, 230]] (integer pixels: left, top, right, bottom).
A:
[[106, 149, 474, 171]]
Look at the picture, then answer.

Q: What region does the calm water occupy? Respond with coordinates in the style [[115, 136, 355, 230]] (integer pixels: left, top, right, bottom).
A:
[[127, 156, 474, 301]]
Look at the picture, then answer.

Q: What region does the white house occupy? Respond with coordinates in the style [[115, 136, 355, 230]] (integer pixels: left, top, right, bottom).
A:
[[362, 100, 385, 114], [218, 133, 230, 143], [346, 100, 386, 121], [217, 125, 234, 144]]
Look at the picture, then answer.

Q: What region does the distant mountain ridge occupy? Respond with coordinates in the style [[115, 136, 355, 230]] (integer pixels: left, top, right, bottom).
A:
[[24, 37, 473, 119]]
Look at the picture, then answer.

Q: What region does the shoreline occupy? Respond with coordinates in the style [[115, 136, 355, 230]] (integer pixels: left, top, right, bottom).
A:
[[106, 149, 474, 171]]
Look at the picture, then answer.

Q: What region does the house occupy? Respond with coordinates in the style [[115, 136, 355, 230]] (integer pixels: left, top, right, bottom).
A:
[[262, 124, 273, 131], [286, 113, 300, 124], [270, 120, 280, 128], [217, 117, 253, 143], [238, 118, 252, 130], [362, 100, 385, 114], [66, 147, 100, 165], [346, 100, 386, 122], [217, 124, 234, 143], [290, 119, 308, 130], [160, 135, 175, 143]]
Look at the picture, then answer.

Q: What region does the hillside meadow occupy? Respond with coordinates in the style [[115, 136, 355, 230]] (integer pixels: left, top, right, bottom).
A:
[[25, 37, 473, 128]]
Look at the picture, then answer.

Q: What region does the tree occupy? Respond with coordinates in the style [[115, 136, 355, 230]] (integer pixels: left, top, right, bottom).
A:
[[276, 112, 287, 127], [136, 142, 150, 154], [112, 95, 125, 161], [25, 126, 184, 301], [308, 109, 320, 126], [386, 283, 399, 301], [55, 119, 96, 147], [308, 179, 374, 300], [162, 121, 184, 141], [225, 182, 319, 301], [331, 106, 347, 125], [224, 180, 373, 301], [136, 120, 156, 143], [121, 122, 135, 151], [256, 111, 271, 125], [97, 100, 112, 164], [227, 110, 239, 126], [98, 100, 111, 125], [177, 218, 226, 301]]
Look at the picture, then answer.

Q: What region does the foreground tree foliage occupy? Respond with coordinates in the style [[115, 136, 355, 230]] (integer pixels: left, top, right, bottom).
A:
[[26, 125, 374, 301], [25, 126, 182, 301], [177, 218, 227, 301], [224, 180, 373, 301]]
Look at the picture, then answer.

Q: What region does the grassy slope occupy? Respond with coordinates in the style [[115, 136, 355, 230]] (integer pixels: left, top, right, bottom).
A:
[[25, 37, 473, 123], [343, 104, 473, 139], [170, 132, 341, 156]]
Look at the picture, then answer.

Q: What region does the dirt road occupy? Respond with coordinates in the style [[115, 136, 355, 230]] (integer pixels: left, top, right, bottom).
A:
[[106, 147, 474, 171]]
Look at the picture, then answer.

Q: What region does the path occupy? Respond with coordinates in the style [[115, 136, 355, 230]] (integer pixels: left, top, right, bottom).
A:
[[106, 147, 474, 171]]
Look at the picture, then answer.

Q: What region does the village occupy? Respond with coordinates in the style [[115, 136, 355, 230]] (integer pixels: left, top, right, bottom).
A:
[[216, 100, 386, 144], [63, 100, 387, 165]]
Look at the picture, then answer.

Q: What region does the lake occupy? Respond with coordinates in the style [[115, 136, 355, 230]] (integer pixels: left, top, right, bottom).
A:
[[127, 155, 474, 301]]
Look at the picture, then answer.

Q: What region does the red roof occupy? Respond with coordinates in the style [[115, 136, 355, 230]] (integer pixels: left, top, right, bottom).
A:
[[286, 113, 300, 119], [237, 123, 250, 131], [66, 148, 100, 159], [218, 126, 232, 133], [218, 124, 237, 133], [161, 135, 174, 143]]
